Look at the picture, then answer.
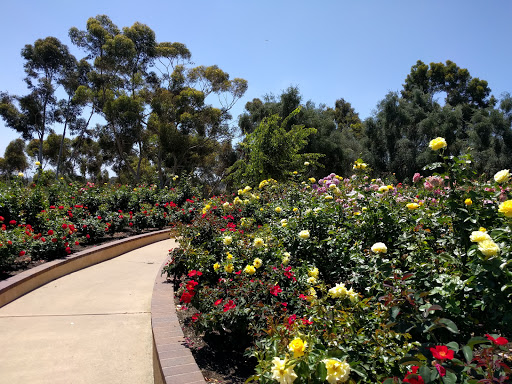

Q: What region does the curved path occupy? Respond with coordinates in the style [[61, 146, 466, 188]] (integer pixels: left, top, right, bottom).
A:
[[0, 238, 177, 384]]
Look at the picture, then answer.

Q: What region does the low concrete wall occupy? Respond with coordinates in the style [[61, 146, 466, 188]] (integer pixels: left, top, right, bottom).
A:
[[0, 229, 173, 308], [151, 259, 206, 384]]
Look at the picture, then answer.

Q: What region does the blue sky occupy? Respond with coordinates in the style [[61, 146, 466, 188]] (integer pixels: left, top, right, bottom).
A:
[[1, 0, 512, 158]]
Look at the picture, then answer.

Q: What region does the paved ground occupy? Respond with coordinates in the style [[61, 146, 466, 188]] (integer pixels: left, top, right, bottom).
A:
[[0, 238, 176, 384]]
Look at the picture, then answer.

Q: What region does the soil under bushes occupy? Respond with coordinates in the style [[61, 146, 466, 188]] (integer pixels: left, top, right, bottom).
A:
[[174, 295, 256, 384]]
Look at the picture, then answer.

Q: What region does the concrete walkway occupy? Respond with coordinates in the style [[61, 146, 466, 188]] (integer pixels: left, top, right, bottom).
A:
[[0, 238, 177, 384]]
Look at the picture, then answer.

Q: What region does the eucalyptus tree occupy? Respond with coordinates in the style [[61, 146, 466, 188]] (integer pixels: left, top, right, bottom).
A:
[[0, 37, 76, 164], [70, 15, 247, 186]]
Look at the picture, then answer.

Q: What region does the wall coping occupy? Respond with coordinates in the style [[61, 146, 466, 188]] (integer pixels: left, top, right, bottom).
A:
[[151, 260, 206, 384], [0, 228, 173, 308]]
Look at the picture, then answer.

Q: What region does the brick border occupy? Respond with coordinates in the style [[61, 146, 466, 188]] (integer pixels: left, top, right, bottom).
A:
[[151, 259, 206, 384], [0, 228, 174, 308]]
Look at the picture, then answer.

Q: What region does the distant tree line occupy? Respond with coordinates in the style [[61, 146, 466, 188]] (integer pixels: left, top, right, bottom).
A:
[[1, 15, 511, 192]]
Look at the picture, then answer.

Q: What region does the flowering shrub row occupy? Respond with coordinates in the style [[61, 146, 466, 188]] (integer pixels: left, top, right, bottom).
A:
[[0, 172, 201, 272], [164, 143, 511, 383]]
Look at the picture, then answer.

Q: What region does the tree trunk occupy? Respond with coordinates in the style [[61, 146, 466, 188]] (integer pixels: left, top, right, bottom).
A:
[[56, 96, 72, 178]]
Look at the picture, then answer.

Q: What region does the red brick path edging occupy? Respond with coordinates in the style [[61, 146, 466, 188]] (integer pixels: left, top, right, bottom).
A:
[[151, 259, 206, 384]]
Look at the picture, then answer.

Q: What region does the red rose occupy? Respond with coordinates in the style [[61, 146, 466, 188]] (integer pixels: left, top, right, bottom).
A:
[[62, 224, 68, 229], [48, 230, 54, 235], [0, 216, 4, 222], [180, 291, 194, 304], [58, 206, 64, 210], [214, 299, 223, 306], [223, 300, 236, 312], [52, 238, 58, 243], [430, 345, 455, 361], [270, 284, 282, 296], [486, 334, 509, 346], [86, 234, 90, 239], [403, 366, 424, 384], [9, 220, 16, 225], [19, 250, 26, 256], [129, 222, 133, 227], [65, 247, 71, 254]]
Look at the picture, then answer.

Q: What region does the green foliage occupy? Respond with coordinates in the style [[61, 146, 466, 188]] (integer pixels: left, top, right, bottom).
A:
[[227, 108, 322, 187]]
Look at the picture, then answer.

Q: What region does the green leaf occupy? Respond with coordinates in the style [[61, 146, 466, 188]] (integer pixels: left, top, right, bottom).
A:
[[443, 371, 457, 384], [398, 356, 421, 365], [445, 341, 459, 352], [418, 366, 432, 382], [438, 318, 459, 334], [467, 336, 489, 349], [461, 345, 473, 363], [391, 306, 400, 319], [423, 162, 443, 171], [315, 361, 327, 381]]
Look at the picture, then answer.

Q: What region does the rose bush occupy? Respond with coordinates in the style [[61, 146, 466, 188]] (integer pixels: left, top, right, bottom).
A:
[[165, 141, 511, 383]]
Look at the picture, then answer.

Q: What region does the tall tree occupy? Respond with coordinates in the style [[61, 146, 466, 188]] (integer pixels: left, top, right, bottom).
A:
[[70, 15, 247, 185], [0, 139, 29, 175], [0, 37, 76, 163], [237, 87, 369, 177], [366, 60, 511, 181]]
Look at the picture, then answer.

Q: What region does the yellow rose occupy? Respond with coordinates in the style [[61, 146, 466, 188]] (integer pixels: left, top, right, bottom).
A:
[[213, 262, 220, 271], [299, 230, 310, 239], [307, 276, 317, 284], [225, 264, 234, 273], [222, 236, 233, 246], [288, 338, 307, 358], [478, 239, 499, 257], [371, 242, 387, 253], [226, 253, 233, 260], [308, 267, 319, 278], [304, 161, 310, 166], [378, 185, 389, 193], [470, 231, 491, 243], [406, 203, 419, 210], [498, 200, 512, 217], [18, 172, 24, 177], [429, 137, 447, 151], [324, 194, 333, 200], [323, 359, 350, 384], [347, 288, 359, 303], [464, 198, 472, 206], [329, 283, 348, 298], [253, 237, 265, 248], [275, 207, 282, 213], [494, 169, 510, 184], [308, 178, 316, 183], [244, 265, 256, 275], [253, 258, 263, 269], [35, 161, 41, 166], [271, 357, 297, 384]]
